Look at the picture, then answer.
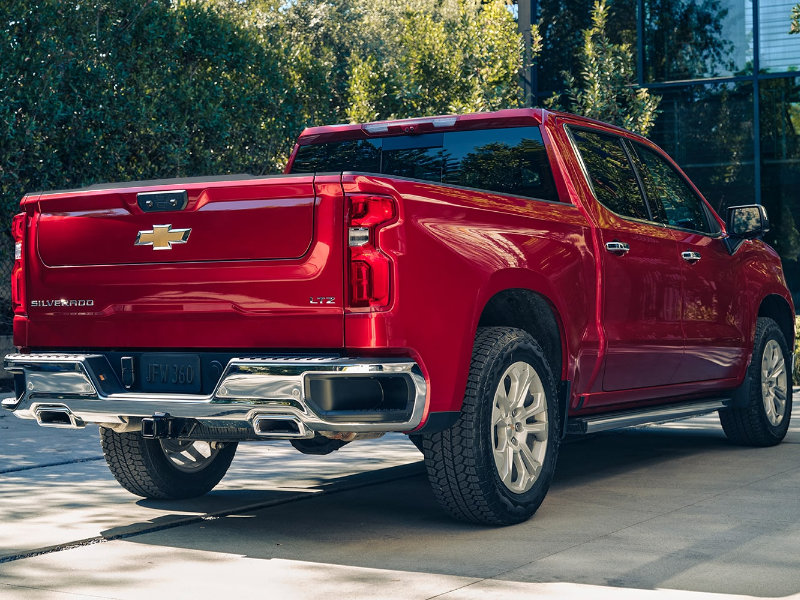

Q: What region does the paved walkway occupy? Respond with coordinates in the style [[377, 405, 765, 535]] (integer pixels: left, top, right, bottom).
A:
[[1, 406, 799, 599]]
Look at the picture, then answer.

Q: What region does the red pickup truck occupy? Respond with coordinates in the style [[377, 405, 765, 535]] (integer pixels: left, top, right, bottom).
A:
[[4, 109, 794, 525]]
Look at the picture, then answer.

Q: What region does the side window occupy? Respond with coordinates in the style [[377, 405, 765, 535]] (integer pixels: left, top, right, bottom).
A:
[[570, 128, 650, 221], [442, 127, 558, 201], [633, 143, 714, 234]]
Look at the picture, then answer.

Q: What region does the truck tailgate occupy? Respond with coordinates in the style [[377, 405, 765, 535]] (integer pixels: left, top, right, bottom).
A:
[[21, 174, 345, 349]]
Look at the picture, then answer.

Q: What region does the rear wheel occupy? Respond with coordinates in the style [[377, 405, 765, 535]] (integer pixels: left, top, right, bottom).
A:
[[422, 327, 560, 525], [719, 317, 793, 447], [100, 428, 237, 499]]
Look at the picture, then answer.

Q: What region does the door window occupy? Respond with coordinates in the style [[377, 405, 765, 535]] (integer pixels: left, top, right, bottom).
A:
[[570, 129, 650, 221], [632, 143, 716, 234]]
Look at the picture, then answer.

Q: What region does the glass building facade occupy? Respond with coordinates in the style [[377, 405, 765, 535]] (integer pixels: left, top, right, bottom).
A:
[[520, 0, 800, 303]]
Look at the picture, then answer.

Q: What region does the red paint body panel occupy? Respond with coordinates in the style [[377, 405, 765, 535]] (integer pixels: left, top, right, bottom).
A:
[[20, 175, 345, 349], [37, 183, 315, 266], [16, 108, 794, 426], [341, 174, 592, 414]]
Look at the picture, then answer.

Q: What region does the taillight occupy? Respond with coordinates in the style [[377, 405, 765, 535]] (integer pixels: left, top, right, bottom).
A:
[[347, 194, 396, 309], [11, 212, 26, 314]]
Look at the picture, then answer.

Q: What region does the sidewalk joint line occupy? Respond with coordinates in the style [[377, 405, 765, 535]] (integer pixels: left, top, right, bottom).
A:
[[0, 456, 104, 474]]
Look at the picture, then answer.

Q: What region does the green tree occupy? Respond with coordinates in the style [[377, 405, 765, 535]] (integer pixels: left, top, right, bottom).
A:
[[791, 3, 800, 34], [345, 0, 530, 121], [547, 0, 660, 135], [0, 0, 304, 330]]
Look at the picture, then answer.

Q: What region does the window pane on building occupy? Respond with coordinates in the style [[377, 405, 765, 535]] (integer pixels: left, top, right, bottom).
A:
[[647, 82, 755, 219], [535, 0, 636, 96], [759, 0, 800, 72], [643, 0, 753, 82], [760, 77, 800, 300]]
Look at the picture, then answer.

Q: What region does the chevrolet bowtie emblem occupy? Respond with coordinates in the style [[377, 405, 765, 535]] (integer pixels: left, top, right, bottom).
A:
[[135, 224, 191, 250]]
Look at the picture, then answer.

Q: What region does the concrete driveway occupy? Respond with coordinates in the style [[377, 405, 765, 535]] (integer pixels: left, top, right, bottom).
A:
[[1, 404, 799, 600]]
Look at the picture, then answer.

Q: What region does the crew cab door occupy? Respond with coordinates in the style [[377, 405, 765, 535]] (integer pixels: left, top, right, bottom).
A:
[[568, 127, 685, 394], [629, 142, 749, 382]]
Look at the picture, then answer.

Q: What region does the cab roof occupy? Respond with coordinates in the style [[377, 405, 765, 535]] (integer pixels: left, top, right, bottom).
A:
[[296, 108, 641, 145]]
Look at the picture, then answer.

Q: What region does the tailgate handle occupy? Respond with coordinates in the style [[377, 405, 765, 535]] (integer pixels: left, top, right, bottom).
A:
[[137, 190, 188, 212]]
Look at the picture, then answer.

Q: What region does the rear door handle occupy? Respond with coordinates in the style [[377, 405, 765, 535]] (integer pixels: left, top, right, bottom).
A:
[[605, 241, 630, 255], [681, 251, 701, 263]]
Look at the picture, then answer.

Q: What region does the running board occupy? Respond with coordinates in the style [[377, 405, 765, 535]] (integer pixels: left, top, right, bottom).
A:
[[566, 398, 732, 435]]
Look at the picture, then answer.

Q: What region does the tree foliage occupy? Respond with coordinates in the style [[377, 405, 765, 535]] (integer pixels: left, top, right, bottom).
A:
[[277, 0, 530, 123], [0, 0, 526, 223], [547, 0, 660, 135], [792, 3, 800, 34]]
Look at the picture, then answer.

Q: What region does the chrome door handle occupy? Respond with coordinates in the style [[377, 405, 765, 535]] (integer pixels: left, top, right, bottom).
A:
[[605, 241, 630, 255], [681, 251, 701, 263]]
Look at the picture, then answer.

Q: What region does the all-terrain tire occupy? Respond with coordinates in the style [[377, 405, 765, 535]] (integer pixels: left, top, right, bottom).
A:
[[421, 326, 560, 526], [100, 428, 237, 499], [719, 317, 792, 447]]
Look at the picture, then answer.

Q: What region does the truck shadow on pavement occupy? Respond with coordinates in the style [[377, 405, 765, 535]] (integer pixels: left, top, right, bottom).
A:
[[115, 418, 800, 597]]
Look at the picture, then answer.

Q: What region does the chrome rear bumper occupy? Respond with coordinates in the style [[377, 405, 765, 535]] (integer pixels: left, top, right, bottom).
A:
[[2, 353, 427, 439]]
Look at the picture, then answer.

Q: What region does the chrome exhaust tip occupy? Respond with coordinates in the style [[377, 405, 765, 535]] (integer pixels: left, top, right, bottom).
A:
[[34, 405, 83, 428], [252, 414, 311, 439]]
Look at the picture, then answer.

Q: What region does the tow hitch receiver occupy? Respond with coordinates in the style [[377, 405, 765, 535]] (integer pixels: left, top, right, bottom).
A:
[[141, 412, 186, 439]]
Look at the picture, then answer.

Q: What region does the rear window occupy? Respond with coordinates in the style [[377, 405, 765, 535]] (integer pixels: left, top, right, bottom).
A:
[[291, 126, 559, 202]]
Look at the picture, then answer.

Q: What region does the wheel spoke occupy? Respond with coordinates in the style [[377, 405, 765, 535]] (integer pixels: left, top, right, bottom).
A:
[[772, 345, 782, 370], [522, 392, 545, 419], [521, 421, 548, 441], [496, 444, 514, 486], [773, 395, 785, 416], [161, 440, 219, 473], [515, 364, 535, 407], [765, 395, 776, 420], [494, 386, 511, 416], [516, 443, 541, 488], [512, 450, 529, 490], [769, 362, 785, 380], [494, 424, 509, 452]]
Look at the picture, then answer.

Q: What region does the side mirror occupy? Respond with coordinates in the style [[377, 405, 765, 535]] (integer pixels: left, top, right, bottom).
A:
[[726, 204, 769, 239]]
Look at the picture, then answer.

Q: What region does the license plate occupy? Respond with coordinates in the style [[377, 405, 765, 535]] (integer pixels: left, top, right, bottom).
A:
[[140, 353, 201, 393]]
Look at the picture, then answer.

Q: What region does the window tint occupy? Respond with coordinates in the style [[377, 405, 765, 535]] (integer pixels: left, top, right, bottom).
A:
[[292, 138, 380, 173], [381, 133, 443, 181], [633, 143, 713, 233], [291, 126, 558, 202], [442, 128, 557, 200], [570, 129, 650, 221]]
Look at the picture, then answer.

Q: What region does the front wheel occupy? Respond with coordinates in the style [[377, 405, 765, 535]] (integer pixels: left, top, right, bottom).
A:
[[100, 428, 237, 499], [421, 327, 560, 525], [719, 317, 793, 447]]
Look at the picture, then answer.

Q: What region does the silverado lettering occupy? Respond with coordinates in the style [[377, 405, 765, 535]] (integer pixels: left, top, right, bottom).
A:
[[30, 299, 95, 307], [4, 109, 794, 526]]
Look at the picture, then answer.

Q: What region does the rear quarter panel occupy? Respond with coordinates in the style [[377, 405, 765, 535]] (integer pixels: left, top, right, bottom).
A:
[[342, 174, 594, 415]]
